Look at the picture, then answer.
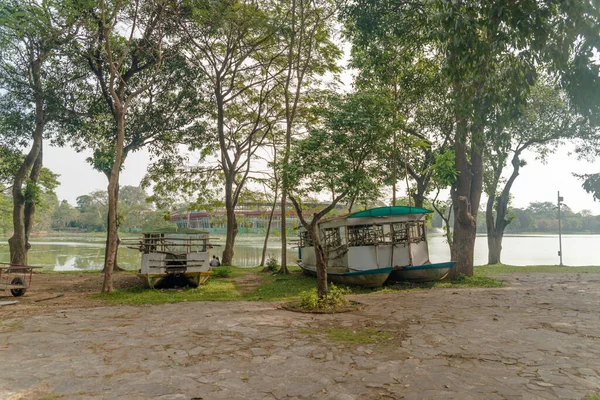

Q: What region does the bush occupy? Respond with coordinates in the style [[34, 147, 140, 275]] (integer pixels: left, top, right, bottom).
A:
[[265, 256, 280, 272], [299, 284, 349, 311], [212, 266, 232, 278]]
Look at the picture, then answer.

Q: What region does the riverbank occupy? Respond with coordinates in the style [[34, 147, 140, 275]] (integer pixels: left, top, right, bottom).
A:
[[1, 271, 599, 399]]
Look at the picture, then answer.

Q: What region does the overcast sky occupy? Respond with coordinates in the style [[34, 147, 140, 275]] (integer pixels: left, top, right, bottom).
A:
[[45, 141, 600, 214]]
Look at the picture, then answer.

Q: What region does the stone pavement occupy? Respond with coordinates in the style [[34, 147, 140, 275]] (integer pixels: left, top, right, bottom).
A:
[[1, 273, 599, 399]]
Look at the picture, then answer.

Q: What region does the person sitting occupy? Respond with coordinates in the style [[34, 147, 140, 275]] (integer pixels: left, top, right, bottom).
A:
[[215, 257, 221, 266], [209, 255, 219, 267]]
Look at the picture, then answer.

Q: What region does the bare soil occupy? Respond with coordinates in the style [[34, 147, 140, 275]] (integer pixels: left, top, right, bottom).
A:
[[1, 272, 600, 399], [0, 272, 142, 317]]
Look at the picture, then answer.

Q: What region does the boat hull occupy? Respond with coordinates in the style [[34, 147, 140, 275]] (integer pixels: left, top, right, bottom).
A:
[[389, 261, 455, 282], [137, 271, 213, 289], [297, 262, 392, 287]]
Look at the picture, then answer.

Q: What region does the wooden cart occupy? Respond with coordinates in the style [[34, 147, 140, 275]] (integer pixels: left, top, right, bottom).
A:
[[0, 263, 42, 297]]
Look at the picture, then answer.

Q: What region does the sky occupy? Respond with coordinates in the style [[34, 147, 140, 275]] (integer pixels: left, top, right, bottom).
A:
[[44, 141, 600, 214]]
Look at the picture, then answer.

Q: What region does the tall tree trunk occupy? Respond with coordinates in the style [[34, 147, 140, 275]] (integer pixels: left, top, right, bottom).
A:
[[309, 222, 328, 298], [23, 148, 43, 250], [222, 173, 237, 265], [431, 190, 454, 254], [9, 61, 44, 266], [411, 178, 427, 208], [102, 171, 124, 273], [260, 184, 278, 267], [103, 111, 125, 292], [449, 117, 484, 279], [486, 193, 501, 264], [280, 189, 289, 273], [487, 152, 521, 265]]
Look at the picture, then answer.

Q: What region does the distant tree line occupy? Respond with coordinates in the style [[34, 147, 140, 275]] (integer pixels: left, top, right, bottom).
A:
[[0, 184, 172, 235], [431, 202, 600, 235]]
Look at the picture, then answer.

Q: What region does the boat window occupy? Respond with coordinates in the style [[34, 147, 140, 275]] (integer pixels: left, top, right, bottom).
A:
[[409, 221, 427, 243], [299, 230, 313, 247], [322, 227, 342, 249], [379, 224, 392, 244], [348, 225, 375, 246], [391, 222, 409, 244]]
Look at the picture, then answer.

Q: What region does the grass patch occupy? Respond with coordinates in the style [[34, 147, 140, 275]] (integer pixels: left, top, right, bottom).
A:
[[94, 279, 244, 305], [38, 395, 64, 400], [476, 264, 600, 274], [0, 318, 24, 332], [91, 262, 600, 306], [38, 269, 137, 275], [585, 393, 600, 400], [94, 265, 314, 305], [300, 327, 392, 344]]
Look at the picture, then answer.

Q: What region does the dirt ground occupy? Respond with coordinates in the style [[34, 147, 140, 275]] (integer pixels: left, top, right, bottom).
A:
[[1, 272, 600, 399], [0, 273, 143, 316]]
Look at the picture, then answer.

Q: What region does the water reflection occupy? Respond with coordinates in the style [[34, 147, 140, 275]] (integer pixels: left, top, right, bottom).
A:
[[1, 233, 600, 271]]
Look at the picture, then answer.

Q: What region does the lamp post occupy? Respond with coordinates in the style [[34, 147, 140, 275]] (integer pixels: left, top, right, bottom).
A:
[[558, 191, 563, 266]]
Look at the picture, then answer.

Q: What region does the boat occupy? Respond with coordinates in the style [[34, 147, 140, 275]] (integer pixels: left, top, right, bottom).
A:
[[122, 228, 217, 288], [296, 261, 392, 287], [297, 206, 455, 286], [391, 261, 455, 282]]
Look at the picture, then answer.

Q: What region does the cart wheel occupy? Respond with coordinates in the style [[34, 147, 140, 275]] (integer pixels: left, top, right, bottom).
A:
[[10, 277, 26, 297]]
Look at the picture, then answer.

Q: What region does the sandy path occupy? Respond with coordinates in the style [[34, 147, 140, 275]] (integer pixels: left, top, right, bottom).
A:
[[1, 273, 600, 399]]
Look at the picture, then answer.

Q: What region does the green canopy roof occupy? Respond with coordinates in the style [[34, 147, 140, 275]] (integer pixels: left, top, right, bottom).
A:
[[348, 206, 432, 219]]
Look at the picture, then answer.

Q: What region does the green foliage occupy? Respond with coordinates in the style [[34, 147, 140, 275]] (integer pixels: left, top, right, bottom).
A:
[[430, 150, 457, 188], [299, 284, 349, 311], [577, 173, 600, 202], [265, 256, 280, 272], [23, 180, 41, 205], [287, 91, 393, 205], [212, 266, 232, 278]]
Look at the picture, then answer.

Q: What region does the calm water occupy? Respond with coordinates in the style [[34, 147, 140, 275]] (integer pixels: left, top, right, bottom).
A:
[[0, 233, 598, 271]]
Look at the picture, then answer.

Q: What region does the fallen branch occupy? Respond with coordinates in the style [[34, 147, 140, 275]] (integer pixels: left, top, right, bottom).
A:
[[34, 294, 65, 302]]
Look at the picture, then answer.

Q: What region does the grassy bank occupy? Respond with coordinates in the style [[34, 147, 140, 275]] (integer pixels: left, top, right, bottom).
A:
[[477, 264, 600, 274], [73, 263, 600, 306], [94, 265, 508, 305]]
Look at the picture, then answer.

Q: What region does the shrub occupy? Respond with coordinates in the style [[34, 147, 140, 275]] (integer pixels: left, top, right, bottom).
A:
[[212, 266, 232, 278], [299, 284, 349, 311], [265, 256, 280, 272]]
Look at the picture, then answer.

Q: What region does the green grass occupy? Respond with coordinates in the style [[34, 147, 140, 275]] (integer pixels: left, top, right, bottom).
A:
[[84, 263, 600, 305], [93, 265, 506, 305], [300, 327, 393, 344], [37, 269, 137, 275], [94, 265, 316, 305], [476, 264, 600, 274], [585, 393, 600, 400]]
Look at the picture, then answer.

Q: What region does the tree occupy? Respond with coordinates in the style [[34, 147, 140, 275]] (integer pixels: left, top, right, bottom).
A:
[[0, 0, 77, 264], [286, 91, 393, 298], [343, 0, 598, 279], [484, 82, 592, 264], [179, 0, 286, 265], [52, 200, 78, 230], [346, 23, 454, 209], [73, 0, 176, 291], [278, 0, 341, 274], [76, 191, 108, 231]]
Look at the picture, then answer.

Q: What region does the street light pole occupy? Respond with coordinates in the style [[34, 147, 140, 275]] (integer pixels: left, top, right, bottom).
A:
[[558, 191, 563, 266]]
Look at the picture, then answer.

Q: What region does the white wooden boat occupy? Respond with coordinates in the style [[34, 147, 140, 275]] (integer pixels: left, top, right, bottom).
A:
[[297, 206, 455, 285], [123, 228, 217, 288]]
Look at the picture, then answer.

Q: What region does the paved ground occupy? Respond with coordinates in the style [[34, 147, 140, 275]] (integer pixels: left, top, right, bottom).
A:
[[1, 273, 600, 399]]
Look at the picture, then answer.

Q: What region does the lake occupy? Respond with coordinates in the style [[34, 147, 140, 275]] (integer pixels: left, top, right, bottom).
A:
[[0, 233, 598, 271]]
